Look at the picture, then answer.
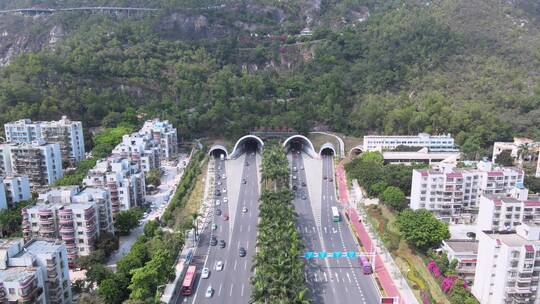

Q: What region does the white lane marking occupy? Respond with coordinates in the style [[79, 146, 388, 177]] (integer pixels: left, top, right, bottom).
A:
[[240, 224, 243, 232], [323, 271, 328, 282], [244, 260, 247, 270], [234, 259, 237, 270], [218, 283, 223, 296], [335, 272, 339, 283], [248, 224, 251, 232], [314, 272, 318, 282], [247, 240, 250, 250], [347, 272, 352, 283], [229, 284, 234, 297], [241, 284, 245, 297], [237, 240, 240, 249]]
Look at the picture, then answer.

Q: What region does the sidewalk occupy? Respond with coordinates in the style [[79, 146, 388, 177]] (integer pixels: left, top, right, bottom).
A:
[[336, 161, 419, 304]]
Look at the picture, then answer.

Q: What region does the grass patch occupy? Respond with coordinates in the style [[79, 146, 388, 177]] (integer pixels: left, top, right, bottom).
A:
[[174, 158, 209, 231]]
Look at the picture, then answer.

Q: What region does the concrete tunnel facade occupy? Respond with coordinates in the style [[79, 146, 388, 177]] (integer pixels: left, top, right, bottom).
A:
[[283, 135, 317, 158], [230, 135, 265, 159]]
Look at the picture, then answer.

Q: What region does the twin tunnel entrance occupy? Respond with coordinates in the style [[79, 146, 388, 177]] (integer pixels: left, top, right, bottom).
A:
[[208, 134, 336, 159]]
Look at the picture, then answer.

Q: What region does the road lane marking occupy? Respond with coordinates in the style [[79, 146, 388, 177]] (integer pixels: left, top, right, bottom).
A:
[[248, 224, 251, 232], [218, 283, 223, 296], [347, 272, 352, 283], [240, 224, 243, 232], [234, 260, 237, 270], [241, 284, 245, 297], [314, 273, 318, 282], [229, 284, 234, 297], [244, 260, 247, 270], [247, 240, 250, 250], [323, 271, 328, 282]]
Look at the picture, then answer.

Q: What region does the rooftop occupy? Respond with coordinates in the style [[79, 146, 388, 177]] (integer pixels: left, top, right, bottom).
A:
[[0, 266, 38, 282], [23, 239, 64, 256], [443, 239, 478, 253], [484, 230, 540, 246]]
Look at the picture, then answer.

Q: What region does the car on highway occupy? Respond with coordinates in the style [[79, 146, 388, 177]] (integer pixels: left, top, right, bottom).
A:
[[215, 261, 224, 271], [222, 174, 226, 179], [292, 175, 297, 180], [215, 190, 221, 196], [242, 207, 248, 213], [205, 286, 214, 298], [219, 240, 226, 248], [323, 176, 327, 180], [301, 182, 306, 187], [302, 195, 307, 200], [201, 267, 210, 279], [217, 166, 221, 170], [223, 214, 229, 221], [245, 161, 249, 166], [223, 197, 228, 203], [212, 223, 217, 230], [216, 209, 222, 216], [300, 166, 304, 170], [329, 178, 333, 182], [217, 181, 222, 186], [242, 179, 247, 184], [222, 188, 227, 193], [215, 199, 221, 206], [297, 151, 301, 154], [292, 166, 297, 172], [239, 247, 246, 257], [210, 237, 218, 246], [292, 185, 297, 190]]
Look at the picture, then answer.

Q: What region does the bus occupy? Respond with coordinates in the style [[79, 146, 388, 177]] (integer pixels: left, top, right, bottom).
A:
[[359, 255, 373, 274], [180, 265, 197, 296], [331, 206, 340, 222]]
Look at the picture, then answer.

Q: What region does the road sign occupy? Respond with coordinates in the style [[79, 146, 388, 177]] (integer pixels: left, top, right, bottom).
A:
[[304, 252, 315, 259], [332, 251, 342, 258]]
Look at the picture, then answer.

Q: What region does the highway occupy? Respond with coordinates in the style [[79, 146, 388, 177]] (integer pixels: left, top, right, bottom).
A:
[[291, 151, 380, 304], [177, 147, 259, 303]]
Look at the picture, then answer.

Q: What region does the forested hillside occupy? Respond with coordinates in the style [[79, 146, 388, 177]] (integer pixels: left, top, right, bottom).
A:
[[0, 0, 539, 158]]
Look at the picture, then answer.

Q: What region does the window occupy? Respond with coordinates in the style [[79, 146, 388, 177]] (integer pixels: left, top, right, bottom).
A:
[[9, 288, 15, 294], [77, 222, 82, 227], [79, 247, 85, 252], [76, 214, 81, 218]]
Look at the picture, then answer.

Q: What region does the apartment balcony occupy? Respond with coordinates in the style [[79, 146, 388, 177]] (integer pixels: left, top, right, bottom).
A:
[[47, 271, 59, 281], [20, 286, 43, 303], [40, 224, 55, 233]]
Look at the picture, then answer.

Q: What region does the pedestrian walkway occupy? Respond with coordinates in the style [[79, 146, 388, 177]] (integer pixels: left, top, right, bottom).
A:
[[335, 161, 419, 304]]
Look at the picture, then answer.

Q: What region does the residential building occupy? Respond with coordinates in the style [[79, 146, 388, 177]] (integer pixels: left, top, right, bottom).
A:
[[83, 158, 145, 216], [410, 161, 524, 222], [5, 116, 85, 164], [140, 119, 178, 160], [363, 133, 456, 152], [0, 238, 72, 304], [111, 133, 160, 172], [492, 137, 540, 164], [441, 239, 478, 285], [381, 147, 461, 165], [0, 141, 63, 187], [477, 185, 540, 232], [0, 175, 31, 209], [22, 186, 114, 265], [537, 151, 540, 178], [473, 224, 540, 304]]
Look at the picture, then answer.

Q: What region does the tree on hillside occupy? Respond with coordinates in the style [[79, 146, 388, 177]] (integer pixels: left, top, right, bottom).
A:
[[495, 150, 514, 167], [380, 186, 407, 211], [145, 168, 161, 187], [360, 151, 384, 164], [396, 209, 450, 252]]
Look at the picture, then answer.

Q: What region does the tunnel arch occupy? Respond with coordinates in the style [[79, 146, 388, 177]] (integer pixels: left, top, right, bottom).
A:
[[230, 135, 265, 159], [283, 135, 317, 158], [348, 145, 363, 157], [319, 142, 336, 156], [208, 145, 229, 158]]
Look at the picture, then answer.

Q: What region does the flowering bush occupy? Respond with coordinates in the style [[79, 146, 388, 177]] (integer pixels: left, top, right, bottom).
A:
[[441, 276, 458, 293], [427, 259, 442, 278]]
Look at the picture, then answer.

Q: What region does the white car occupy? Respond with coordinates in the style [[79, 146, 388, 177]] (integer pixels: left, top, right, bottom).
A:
[[217, 181, 222, 186], [222, 188, 227, 193], [205, 286, 214, 298], [242, 207, 248, 213], [215, 200, 221, 206], [292, 175, 297, 180], [201, 267, 210, 279], [215, 261, 224, 271], [222, 174, 226, 179], [223, 197, 228, 203]]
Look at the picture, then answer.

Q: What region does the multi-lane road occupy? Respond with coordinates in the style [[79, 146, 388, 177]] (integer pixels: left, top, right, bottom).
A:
[[177, 148, 259, 303], [291, 151, 380, 304], [177, 147, 379, 304]]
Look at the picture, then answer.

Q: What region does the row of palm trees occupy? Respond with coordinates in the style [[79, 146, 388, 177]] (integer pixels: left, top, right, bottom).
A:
[[251, 144, 311, 304]]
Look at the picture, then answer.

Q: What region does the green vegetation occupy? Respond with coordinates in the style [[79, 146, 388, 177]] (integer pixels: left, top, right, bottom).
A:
[[161, 150, 205, 228], [0, 199, 35, 237], [396, 209, 450, 252], [251, 143, 309, 303], [145, 168, 161, 187], [55, 124, 135, 186], [114, 208, 144, 235], [380, 186, 406, 211]]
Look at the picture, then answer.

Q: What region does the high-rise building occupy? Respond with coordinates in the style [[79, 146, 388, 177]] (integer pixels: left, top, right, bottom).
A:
[[111, 133, 160, 172], [473, 224, 540, 304], [441, 239, 478, 285], [140, 119, 178, 160], [4, 116, 85, 164], [0, 238, 72, 304], [0, 175, 31, 209], [83, 158, 145, 216], [22, 186, 114, 266], [0, 141, 63, 187], [410, 161, 524, 222], [363, 133, 456, 152]]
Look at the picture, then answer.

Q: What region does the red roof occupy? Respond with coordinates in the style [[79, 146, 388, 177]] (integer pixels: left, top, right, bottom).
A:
[[493, 199, 502, 206], [446, 173, 463, 178], [488, 171, 504, 177], [524, 201, 540, 207], [525, 245, 534, 252], [421, 171, 428, 177], [461, 259, 477, 263]]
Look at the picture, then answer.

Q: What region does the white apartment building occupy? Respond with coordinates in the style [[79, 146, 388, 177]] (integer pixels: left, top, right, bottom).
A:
[[5, 116, 85, 164], [441, 239, 478, 285], [537, 151, 540, 178], [492, 137, 540, 163], [0, 175, 31, 209], [363, 133, 456, 152], [83, 158, 145, 216], [410, 161, 524, 222], [477, 186, 540, 232], [22, 186, 114, 265], [140, 119, 178, 160], [0, 141, 63, 187], [473, 224, 540, 304], [0, 238, 72, 304], [111, 133, 160, 172]]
